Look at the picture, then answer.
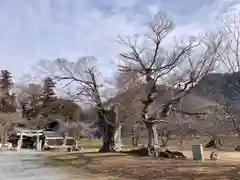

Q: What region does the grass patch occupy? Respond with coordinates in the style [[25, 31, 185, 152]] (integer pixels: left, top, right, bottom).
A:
[[77, 139, 101, 149], [76, 137, 209, 150], [76, 136, 239, 151]]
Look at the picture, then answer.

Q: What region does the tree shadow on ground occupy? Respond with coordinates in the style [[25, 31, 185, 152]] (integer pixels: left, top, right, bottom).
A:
[[46, 151, 127, 168], [89, 160, 240, 180]]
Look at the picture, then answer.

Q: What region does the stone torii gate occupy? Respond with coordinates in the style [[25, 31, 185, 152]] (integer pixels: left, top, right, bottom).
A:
[[16, 129, 44, 151]]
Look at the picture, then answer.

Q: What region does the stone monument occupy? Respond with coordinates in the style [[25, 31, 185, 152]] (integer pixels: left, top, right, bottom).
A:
[[192, 144, 204, 161]]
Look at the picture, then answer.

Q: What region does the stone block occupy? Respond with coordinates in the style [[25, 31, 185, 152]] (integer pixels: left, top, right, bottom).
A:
[[192, 144, 204, 161]]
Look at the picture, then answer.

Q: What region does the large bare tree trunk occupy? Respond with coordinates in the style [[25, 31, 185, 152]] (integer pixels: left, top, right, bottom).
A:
[[99, 121, 115, 152], [142, 74, 160, 149], [99, 122, 122, 152], [145, 122, 159, 148], [113, 122, 122, 150], [113, 105, 122, 150], [98, 105, 122, 152]]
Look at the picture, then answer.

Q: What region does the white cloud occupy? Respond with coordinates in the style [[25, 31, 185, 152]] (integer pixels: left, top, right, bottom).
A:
[[0, 0, 239, 81]]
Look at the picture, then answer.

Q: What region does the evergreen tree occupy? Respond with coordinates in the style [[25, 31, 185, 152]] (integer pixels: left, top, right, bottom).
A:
[[0, 70, 13, 97], [0, 70, 16, 112], [42, 77, 56, 107]]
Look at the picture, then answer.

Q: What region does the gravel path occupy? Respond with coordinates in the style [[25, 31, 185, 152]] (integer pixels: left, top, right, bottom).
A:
[[0, 150, 80, 180]]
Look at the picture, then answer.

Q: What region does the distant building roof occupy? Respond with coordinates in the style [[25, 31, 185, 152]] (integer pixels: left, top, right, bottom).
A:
[[14, 127, 43, 132], [43, 131, 64, 137], [8, 126, 43, 134], [38, 117, 62, 131]]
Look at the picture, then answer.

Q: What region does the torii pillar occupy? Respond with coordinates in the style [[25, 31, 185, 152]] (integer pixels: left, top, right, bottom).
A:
[[17, 132, 23, 151], [36, 131, 42, 151], [114, 103, 122, 150]]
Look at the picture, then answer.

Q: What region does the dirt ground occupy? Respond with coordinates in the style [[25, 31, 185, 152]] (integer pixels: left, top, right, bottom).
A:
[[45, 149, 240, 180]]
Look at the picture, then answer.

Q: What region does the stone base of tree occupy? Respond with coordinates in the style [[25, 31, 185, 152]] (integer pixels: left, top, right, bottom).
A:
[[121, 147, 186, 159], [98, 143, 116, 153], [204, 137, 225, 149], [234, 145, 240, 151], [204, 139, 218, 149]]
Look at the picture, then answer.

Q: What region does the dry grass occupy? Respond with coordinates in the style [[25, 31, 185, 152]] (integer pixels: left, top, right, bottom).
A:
[[45, 136, 240, 179], [45, 150, 240, 180]]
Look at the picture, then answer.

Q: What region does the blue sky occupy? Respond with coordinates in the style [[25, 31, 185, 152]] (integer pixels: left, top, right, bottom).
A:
[[0, 0, 240, 81]]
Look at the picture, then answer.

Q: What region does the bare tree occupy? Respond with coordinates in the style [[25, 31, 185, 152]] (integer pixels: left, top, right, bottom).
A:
[[115, 70, 141, 92], [205, 12, 240, 137], [34, 57, 123, 152], [15, 83, 43, 120], [118, 11, 223, 151], [131, 123, 144, 147], [115, 70, 146, 147], [218, 12, 240, 72], [66, 121, 94, 139], [158, 126, 171, 147], [0, 112, 23, 143], [199, 105, 230, 148], [221, 13, 240, 137]]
